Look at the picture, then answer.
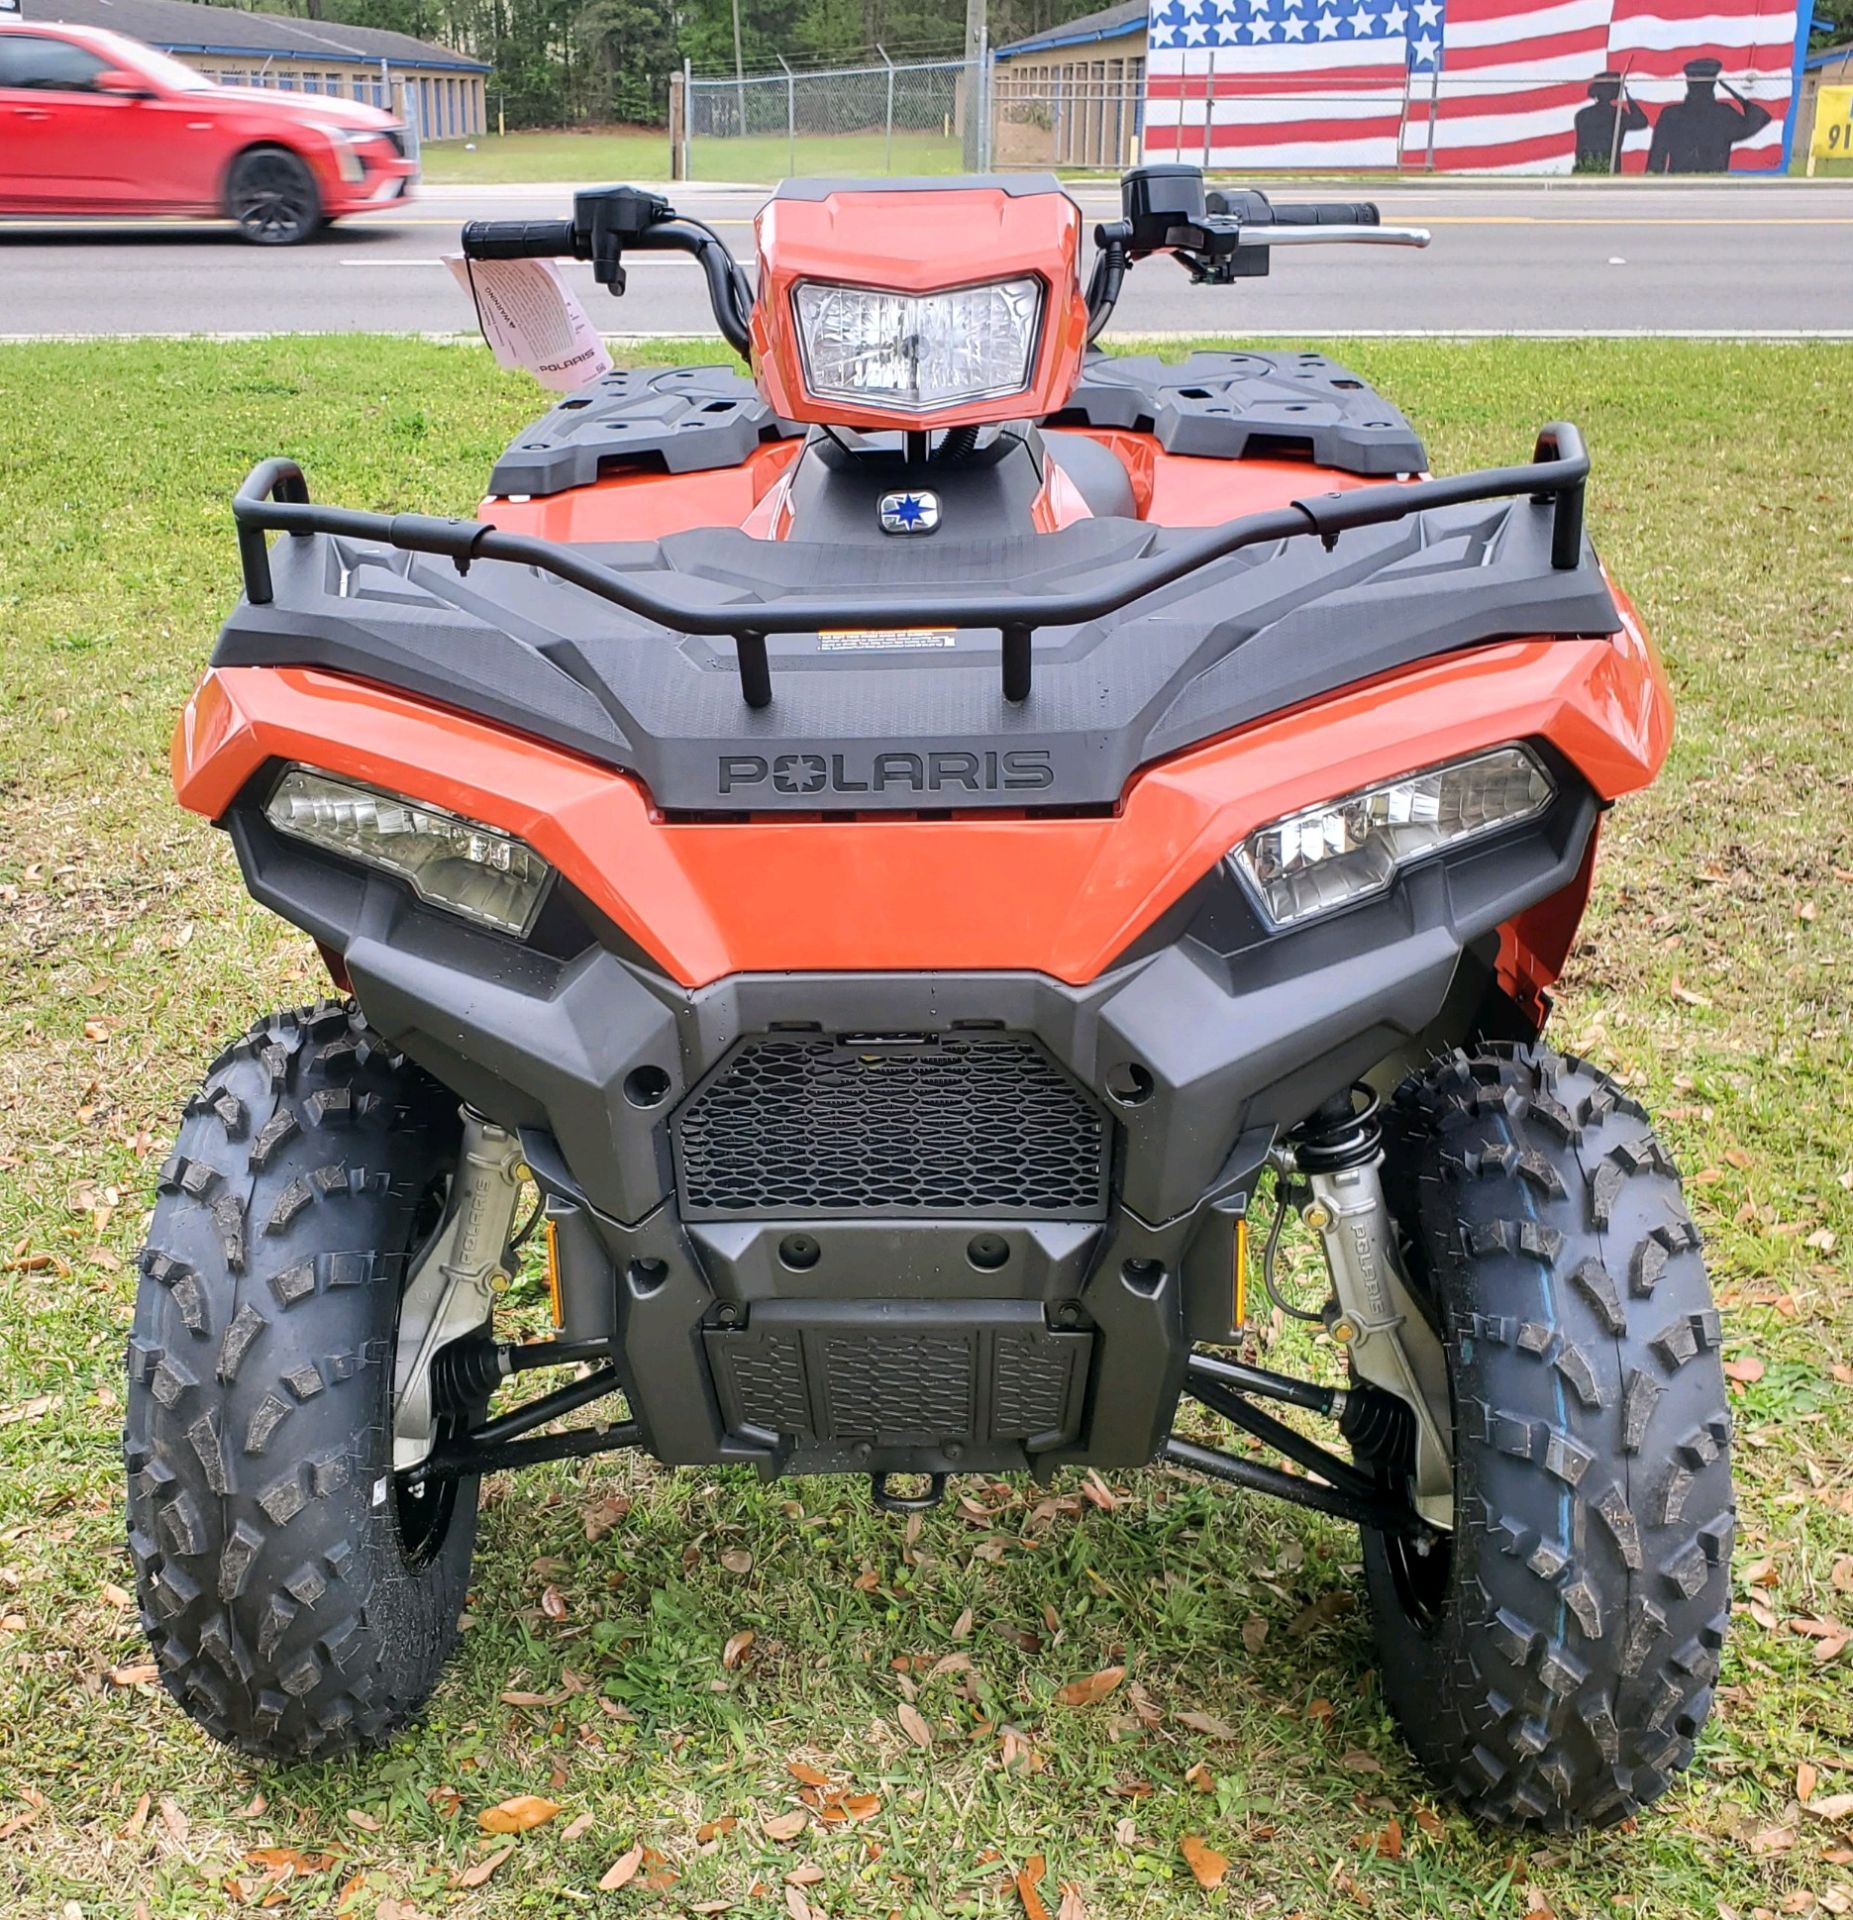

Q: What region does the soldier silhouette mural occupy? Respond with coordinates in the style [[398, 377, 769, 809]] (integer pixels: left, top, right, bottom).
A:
[[1573, 72, 1649, 171], [1646, 57, 1772, 172]]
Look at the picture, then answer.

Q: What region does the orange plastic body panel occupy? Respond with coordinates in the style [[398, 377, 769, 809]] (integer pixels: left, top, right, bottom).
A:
[[485, 438, 802, 543], [749, 185, 1092, 434], [175, 599, 1670, 994]]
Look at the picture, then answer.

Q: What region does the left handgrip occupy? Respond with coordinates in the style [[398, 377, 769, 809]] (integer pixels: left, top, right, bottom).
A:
[[460, 218, 580, 261]]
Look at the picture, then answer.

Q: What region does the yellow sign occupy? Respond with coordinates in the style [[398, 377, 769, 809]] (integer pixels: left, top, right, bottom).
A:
[[1810, 85, 1853, 172]]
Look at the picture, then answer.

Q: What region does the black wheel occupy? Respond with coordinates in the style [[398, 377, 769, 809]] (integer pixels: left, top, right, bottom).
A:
[[125, 1002, 475, 1762], [226, 147, 322, 246], [1361, 1044, 1733, 1828]]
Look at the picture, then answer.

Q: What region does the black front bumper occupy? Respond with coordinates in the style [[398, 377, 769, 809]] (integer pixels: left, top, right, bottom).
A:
[[226, 776, 1596, 1477]]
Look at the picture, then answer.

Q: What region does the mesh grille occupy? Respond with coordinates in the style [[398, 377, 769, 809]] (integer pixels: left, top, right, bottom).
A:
[[673, 1034, 1108, 1220]]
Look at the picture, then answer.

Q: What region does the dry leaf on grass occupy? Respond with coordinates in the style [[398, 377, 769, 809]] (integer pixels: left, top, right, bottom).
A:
[[1240, 1614, 1268, 1654], [1799, 1762, 1819, 1804], [1015, 1852, 1052, 1920], [951, 1607, 975, 1639], [1056, 1883, 1088, 1920], [598, 1841, 644, 1890], [1803, 1793, 1853, 1821], [560, 1810, 595, 1843], [1184, 1761, 1215, 1793], [1054, 1665, 1125, 1708], [1372, 1817, 1404, 1860], [721, 1548, 754, 1575], [1723, 1355, 1766, 1386], [762, 1809, 809, 1842], [107, 1662, 160, 1687], [722, 1629, 755, 1670], [898, 1702, 933, 1749], [1177, 1710, 1238, 1739], [457, 1845, 515, 1888], [478, 1795, 561, 1834], [158, 1797, 190, 1845], [785, 1864, 824, 1887], [787, 1761, 832, 1788], [1181, 1834, 1229, 1890], [346, 1808, 384, 1832]]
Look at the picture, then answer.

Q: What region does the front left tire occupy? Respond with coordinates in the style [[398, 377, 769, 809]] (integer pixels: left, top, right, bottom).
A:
[[125, 1002, 475, 1761], [227, 147, 323, 246]]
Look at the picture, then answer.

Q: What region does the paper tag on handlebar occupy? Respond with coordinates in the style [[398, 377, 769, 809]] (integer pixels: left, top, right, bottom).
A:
[[445, 255, 612, 393]]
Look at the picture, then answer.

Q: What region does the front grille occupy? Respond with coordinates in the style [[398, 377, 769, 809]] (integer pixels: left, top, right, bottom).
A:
[[706, 1305, 1092, 1448], [672, 1033, 1109, 1220], [383, 127, 408, 158]]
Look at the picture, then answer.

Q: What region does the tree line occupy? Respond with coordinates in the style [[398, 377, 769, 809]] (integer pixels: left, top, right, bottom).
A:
[[205, 0, 1120, 126]]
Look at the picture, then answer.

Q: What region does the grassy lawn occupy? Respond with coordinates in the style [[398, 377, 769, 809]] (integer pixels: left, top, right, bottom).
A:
[[2, 335, 1851, 1919], [419, 127, 963, 185]]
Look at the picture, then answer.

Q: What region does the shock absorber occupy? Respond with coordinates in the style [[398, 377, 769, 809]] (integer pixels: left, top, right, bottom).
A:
[[1280, 1088, 1455, 1530]]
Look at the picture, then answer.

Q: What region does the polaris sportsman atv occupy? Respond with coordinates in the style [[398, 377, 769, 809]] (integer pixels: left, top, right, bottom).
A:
[[130, 166, 1732, 1826]]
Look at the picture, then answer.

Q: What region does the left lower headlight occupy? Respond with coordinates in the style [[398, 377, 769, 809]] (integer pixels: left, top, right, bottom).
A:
[[792, 276, 1042, 413], [1232, 745, 1556, 929], [266, 767, 553, 937]]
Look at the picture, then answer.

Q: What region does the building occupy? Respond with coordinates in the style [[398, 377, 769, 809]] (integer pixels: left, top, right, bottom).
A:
[[993, 0, 1146, 169], [998, 0, 1809, 173], [24, 0, 489, 138]]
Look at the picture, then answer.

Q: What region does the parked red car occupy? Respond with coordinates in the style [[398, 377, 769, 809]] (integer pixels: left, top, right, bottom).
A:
[[0, 23, 416, 244]]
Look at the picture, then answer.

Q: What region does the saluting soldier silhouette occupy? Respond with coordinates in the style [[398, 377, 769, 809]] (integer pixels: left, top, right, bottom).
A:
[[1645, 57, 1771, 173], [1573, 72, 1649, 171]]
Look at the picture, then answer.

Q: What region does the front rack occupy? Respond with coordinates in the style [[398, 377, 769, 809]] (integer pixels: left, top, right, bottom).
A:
[[232, 424, 1589, 712]]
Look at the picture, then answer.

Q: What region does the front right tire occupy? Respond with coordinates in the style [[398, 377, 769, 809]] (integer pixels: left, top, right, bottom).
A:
[[125, 1003, 474, 1761], [1362, 1045, 1734, 1828]]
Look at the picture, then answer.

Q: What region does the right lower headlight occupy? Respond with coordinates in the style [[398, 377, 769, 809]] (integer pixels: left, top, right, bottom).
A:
[[265, 766, 553, 937], [1232, 745, 1555, 929]]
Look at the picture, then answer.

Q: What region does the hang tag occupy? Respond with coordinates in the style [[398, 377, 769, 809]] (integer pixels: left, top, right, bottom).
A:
[[446, 254, 612, 393]]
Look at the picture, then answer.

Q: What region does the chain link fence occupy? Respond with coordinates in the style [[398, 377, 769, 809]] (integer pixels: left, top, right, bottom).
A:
[[685, 55, 991, 180]]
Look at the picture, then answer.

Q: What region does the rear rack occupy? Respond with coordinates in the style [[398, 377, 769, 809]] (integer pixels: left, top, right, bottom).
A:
[[233, 424, 1589, 713]]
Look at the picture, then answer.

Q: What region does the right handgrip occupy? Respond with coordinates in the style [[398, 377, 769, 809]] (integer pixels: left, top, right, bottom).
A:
[[1264, 201, 1381, 227], [460, 218, 581, 261]]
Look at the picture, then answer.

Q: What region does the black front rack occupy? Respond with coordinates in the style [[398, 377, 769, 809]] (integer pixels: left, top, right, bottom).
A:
[[233, 424, 1589, 712]]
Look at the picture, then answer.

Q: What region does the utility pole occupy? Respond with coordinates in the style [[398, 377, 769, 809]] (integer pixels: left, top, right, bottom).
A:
[[962, 0, 985, 168], [731, 0, 747, 137]]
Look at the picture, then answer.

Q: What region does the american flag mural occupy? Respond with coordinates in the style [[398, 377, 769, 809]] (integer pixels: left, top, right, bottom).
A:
[[1142, 0, 1804, 172]]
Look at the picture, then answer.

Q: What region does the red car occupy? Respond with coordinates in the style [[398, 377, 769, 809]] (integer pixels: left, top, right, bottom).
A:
[[0, 22, 416, 244]]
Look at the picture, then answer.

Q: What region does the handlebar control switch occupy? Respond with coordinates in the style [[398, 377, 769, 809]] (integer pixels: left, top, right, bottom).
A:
[[571, 184, 675, 295]]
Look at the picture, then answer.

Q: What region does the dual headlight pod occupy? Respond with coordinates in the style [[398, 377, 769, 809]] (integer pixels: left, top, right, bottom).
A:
[[792, 276, 1043, 414], [1233, 746, 1556, 929], [265, 768, 553, 937]]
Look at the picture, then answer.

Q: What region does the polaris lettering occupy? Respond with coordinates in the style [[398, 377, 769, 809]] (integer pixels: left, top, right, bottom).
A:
[[717, 749, 1054, 796]]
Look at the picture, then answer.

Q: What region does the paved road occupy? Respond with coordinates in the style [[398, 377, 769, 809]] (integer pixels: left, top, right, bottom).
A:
[[3, 178, 1851, 339]]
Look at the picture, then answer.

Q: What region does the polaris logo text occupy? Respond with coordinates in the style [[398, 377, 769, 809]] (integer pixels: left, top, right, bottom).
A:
[[718, 749, 1055, 797]]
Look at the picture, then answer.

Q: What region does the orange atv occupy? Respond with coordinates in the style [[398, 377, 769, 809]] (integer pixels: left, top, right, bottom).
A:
[[133, 168, 1731, 1826]]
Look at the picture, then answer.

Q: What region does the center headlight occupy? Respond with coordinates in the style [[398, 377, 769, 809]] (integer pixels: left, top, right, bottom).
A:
[[792, 276, 1042, 413], [265, 767, 553, 937]]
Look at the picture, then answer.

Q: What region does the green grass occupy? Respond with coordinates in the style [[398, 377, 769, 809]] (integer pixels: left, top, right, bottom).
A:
[[2, 336, 1851, 1918], [418, 126, 964, 185]]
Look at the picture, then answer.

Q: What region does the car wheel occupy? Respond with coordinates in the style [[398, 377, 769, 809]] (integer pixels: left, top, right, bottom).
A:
[[227, 148, 322, 246]]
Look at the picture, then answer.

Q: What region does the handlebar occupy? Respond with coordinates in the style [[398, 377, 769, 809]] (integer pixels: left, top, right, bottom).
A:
[[459, 218, 580, 261]]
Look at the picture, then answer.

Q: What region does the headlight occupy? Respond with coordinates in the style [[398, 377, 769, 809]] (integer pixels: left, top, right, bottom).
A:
[[265, 767, 553, 937], [1232, 746, 1555, 929], [327, 128, 366, 182], [792, 276, 1042, 413]]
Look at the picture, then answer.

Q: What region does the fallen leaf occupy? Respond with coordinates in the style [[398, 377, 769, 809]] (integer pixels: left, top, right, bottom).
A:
[[346, 1808, 383, 1832], [1373, 1817, 1403, 1860], [696, 1814, 737, 1844], [1054, 1664, 1125, 1708], [763, 1809, 808, 1842], [722, 1629, 755, 1671], [721, 1548, 753, 1576], [1803, 1793, 1853, 1821], [1723, 1356, 1766, 1386], [898, 1702, 933, 1750], [1114, 1817, 1138, 1846], [1339, 1749, 1385, 1774], [1798, 1762, 1819, 1804], [457, 1845, 515, 1889], [0, 1394, 60, 1429], [785, 1864, 824, 1886], [841, 1792, 882, 1823], [787, 1761, 831, 1788], [584, 1493, 631, 1542], [1177, 1710, 1238, 1739], [158, 1796, 190, 1845], [540, 1584, 568, 1622], [597, 1842, 644, 1891], [1184, 1761, 1215, 1793], [122, 1792, 151, 1838], [951, 1607, 975, 1640], [785, 1888, 812, 1920], [499, 1688, 566, 1708], [1056, 1883, 1088, 1920], [1181, 1834, 1229, 1890], [1016, 1852, 1052, 1920], [100, 1582, 133, 1610], [477, 1795, 560, 1834], [561, 1810, 595, 1842], [1241, 1614, 1268, 1654], [107, 1662, 160, 1687], [1081, 1471, 1117, 1511]]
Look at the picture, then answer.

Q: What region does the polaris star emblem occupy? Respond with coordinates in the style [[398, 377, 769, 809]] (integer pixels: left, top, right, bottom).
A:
[[878, 490, 940, 535]]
